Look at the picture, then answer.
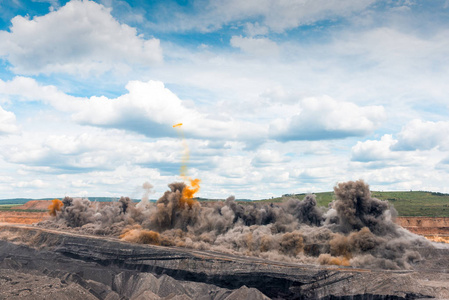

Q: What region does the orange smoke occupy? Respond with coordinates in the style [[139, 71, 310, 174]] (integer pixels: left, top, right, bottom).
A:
[[180, 178, 201, 209], [173, 122, 201, 209], [48, 199, 63, 216]]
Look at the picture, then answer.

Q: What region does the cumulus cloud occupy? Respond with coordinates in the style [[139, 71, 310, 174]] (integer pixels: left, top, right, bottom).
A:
[[251, 149, 290, 167], [0, 105, 19, 134], [392, 119, 449, 151], [70, 80, 264, 142], [334, 27, 449, 68], [0, 0, 162, 75], [230, 36, 279, 57], [12, 179, 48, 188], [0, 129, 185, 173], [243, 22, 269, 37], [351, 134, 398, 162], [269, 96, 386, 141], [0, 76, 82, 113], [72, 80, 200, 137], [0, 77, 385, 146], [0, 76, 266, 142]]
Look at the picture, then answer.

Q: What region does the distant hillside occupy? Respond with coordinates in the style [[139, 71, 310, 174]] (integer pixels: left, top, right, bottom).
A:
[[371, 191, 449, 217]]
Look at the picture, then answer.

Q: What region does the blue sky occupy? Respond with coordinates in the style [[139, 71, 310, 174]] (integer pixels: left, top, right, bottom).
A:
[[0, 0, 449, 199]]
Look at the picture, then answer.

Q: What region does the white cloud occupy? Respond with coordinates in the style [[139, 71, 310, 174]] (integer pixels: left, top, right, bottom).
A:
[[351, 134, 398, 162], [12, 179, 48, 188], [392, 119, 449, 151], [0, 77, 268, 143], [251, 149, 290, 166], [0, 129, 184, 173], [73, 80, 199, 136], [243, 22, 269, 37], [230, 36, 279, 57], [334, 27, 449, 69], [0, 105, 19, 134], [0, 76, 82, 113], [269, 96, 386, 141], [169, 0, 375, 33], [0, 0, 162, 75]]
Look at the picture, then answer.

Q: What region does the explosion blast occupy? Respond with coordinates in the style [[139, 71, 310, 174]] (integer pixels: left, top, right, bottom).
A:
[[41, 180, 430, 270]]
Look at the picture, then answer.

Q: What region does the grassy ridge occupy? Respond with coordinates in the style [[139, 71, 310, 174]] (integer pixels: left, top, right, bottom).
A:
[[0, 204, 23, 210], [0, 204, 45, 213], [371, 191, 449, 217], [258, 191, 449, 217]]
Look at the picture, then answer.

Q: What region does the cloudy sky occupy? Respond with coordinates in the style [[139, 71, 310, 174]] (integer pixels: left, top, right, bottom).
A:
[[0, 0, 448, 200]]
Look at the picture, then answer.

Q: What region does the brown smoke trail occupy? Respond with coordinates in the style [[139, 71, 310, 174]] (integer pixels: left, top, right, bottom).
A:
[[48, 199, 63, 216]]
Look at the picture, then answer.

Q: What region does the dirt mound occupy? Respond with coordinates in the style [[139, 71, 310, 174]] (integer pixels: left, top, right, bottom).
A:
[[0, 211, 48, 224], [15, 200, 52, 211]]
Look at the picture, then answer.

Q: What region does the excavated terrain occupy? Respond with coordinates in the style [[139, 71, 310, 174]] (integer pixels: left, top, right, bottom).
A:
[[397, 217, 449, 243], [0, 223, 448, 300]]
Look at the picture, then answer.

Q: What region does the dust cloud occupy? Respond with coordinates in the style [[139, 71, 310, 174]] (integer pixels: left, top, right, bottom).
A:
[[39, 180, 430, 270]]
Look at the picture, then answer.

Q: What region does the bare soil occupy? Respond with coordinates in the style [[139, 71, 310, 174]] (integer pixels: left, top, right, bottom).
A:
[[14, 200, 52, 211], [396, 216, 449, 243], [0, 211, 48, 224]]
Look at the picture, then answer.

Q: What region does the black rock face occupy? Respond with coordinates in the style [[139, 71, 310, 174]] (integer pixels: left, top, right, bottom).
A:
[[0, 224, 448, 299]]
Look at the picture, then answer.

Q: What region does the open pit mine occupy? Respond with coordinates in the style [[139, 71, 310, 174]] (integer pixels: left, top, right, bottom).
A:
[[1, 180, 448, 299]]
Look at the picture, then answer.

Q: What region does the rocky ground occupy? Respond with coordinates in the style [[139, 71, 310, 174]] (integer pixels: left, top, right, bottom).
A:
[[0, 223, 448, 299]]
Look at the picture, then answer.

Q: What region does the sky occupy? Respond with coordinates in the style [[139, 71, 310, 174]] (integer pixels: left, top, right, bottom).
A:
[[0, 0, 449, 200]]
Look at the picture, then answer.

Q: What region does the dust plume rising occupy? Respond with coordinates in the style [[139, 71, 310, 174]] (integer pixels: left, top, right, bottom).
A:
[[39, 180, 432, 270]]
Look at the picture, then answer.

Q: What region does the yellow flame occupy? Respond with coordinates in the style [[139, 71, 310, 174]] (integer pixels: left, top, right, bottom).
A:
[[173, 123, 183, 128], [179, 178, 201, 209]]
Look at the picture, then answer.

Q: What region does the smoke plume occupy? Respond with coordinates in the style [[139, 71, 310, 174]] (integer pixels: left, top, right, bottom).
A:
[[39, 180, 431, 270], [48, 199, 63, 216]]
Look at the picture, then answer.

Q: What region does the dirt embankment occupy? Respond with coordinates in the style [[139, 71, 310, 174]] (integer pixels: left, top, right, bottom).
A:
[[0, 211, 49, 224], [0, 200, 52, 224], [396, 217, 449, 243], [14, 200, 52, 211], [0, 201, 116, 224]]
